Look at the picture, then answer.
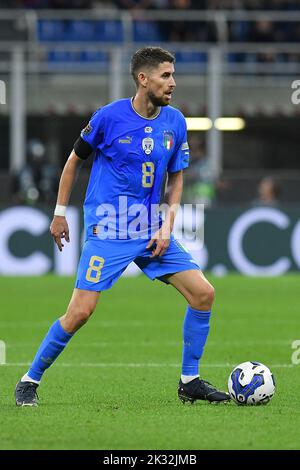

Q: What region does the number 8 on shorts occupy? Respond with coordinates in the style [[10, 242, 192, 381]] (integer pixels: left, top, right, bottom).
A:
[[85, 256, 105, 283]]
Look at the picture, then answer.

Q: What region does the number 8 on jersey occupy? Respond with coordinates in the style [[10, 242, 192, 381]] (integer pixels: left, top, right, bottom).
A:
[[142, 162, 155, 188]]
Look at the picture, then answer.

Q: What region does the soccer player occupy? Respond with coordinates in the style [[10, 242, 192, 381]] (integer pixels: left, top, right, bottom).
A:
[[15, 47, 230, 406]]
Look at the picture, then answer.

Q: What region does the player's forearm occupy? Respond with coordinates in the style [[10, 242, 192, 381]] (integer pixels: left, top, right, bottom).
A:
[[163, 171, 183, 232], [56, 151, 83, 207]]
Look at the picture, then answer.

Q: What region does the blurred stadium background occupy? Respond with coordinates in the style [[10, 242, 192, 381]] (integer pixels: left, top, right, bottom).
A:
[[0, 0, 300, 276]]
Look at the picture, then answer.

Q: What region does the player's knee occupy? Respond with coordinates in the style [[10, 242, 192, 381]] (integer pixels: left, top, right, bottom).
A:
[[68, 302, 96, 328], [190, 283, 215, 311], [73, 310, 91, 327]]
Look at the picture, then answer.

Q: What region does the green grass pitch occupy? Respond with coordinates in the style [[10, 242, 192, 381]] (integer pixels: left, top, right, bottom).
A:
[[0, 274, 299, 450]]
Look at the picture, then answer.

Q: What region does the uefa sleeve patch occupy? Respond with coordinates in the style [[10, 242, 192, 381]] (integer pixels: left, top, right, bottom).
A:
[[82, 123, 93, 136]]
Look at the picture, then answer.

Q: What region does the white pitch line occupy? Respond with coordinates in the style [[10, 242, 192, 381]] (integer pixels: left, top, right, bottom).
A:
[[0, 362, 296, 368]]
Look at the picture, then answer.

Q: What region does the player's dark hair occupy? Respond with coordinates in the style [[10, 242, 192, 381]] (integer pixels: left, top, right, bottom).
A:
[[130, 47, 175, 86]]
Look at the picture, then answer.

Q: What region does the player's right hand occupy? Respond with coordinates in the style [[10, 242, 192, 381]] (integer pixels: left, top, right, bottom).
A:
[[50, 216, 70, 252]]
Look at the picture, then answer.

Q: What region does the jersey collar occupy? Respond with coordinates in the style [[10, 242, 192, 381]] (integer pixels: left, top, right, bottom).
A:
[[130, 97, 161, 120]]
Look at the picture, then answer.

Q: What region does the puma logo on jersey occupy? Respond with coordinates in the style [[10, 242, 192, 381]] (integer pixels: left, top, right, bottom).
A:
[[119, 136, 133, 144]]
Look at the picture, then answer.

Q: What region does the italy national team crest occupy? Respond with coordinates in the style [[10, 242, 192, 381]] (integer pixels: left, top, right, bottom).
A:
[[163, 131, 174, 150], [142, 137, 154, 155]]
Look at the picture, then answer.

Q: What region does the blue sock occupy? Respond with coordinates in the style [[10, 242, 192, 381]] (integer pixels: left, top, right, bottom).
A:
[[182, 306, 211, 377], [27, 319, 73, 382]]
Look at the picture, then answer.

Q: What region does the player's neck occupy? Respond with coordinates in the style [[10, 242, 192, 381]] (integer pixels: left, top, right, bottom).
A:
[[131, 95, 160, 119]]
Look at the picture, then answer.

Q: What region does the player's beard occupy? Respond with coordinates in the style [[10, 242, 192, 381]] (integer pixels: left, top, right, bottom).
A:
[[148, 90, 169, 107]]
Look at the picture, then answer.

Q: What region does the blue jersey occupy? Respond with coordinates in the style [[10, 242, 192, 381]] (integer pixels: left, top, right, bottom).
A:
[[80, 98, 189, 239]]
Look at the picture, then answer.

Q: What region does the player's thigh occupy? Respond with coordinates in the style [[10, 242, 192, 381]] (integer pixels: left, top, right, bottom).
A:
[[164, 269, 215, 306]]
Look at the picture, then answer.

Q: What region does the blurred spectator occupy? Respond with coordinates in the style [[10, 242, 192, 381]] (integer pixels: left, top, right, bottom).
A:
[[183, 135, 216, 206], [251, 176, 281, 207], [249, 19, 274, 42], [167, 0, 216, 42], [14, 139, 58, 205]]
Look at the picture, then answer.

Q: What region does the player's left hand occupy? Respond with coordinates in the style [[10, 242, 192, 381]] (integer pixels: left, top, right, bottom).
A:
[[146, 224, 171, 258], [50, 216, 70, 252]]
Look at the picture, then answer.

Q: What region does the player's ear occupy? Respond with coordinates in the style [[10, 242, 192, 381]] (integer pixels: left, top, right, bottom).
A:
[[137, 71, 148, 88]]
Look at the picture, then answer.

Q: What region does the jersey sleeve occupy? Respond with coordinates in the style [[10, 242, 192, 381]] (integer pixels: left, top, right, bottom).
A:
[[167, 114, 190, 173], [80, 108, 104, 150]]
